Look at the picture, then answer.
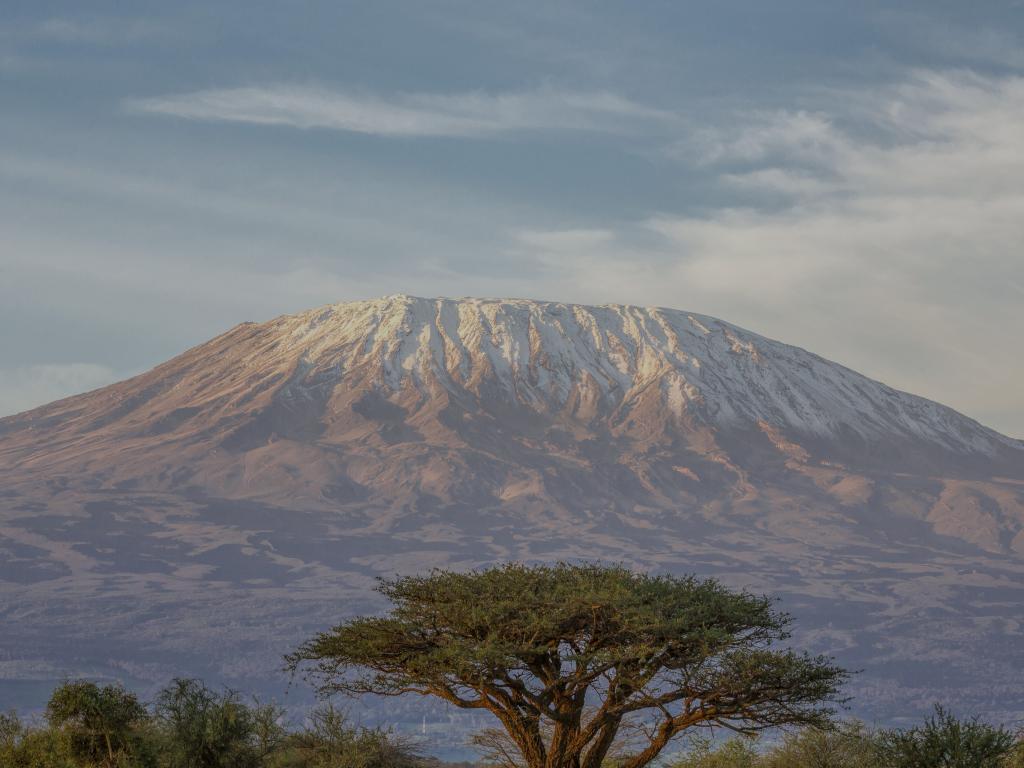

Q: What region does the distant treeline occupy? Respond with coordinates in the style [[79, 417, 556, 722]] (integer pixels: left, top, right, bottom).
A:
[[1, 678, 1022, 768], [1, 678, 432, 768]]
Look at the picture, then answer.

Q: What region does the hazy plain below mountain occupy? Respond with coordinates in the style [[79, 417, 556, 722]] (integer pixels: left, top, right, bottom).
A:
[[2, 296, 1023, 746]]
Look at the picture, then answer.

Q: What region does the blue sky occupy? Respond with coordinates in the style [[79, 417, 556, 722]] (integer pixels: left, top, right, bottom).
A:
[[2, 1, 1023, 436]]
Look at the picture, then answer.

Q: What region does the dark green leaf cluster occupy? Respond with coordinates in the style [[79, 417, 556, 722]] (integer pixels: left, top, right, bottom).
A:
[[664, 714, 1024, 768], [154, 678, 282, 768], [668, 736, 760, 768], [0, 679, 426, 768], [289, 563, 849, 768], [875, 706, 1020, 768], [272, 704, 423, 768], [45, 680, 151, 767], [759, 721, 878, 767]]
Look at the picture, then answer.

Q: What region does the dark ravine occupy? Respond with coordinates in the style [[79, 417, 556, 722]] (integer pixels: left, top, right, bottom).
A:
[[1, 296, 1023, 745]]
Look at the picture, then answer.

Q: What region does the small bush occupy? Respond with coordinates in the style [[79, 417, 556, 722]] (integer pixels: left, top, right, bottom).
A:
[[760, 722, 879, 768], [153, 678, 285, 768], [46, 680, 151, 768], [271, 704, 424, 767], [667, 736, 760, 768], [875, 705, 1018, 768], [1003, 734, 1024, 768], [1, 709, 77, 768]]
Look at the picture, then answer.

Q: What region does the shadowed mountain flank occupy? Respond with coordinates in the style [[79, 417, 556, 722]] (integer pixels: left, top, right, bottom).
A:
[[2, 296, 1023, 737]]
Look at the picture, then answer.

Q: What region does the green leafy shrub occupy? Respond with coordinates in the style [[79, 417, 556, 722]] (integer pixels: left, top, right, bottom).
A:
[[45, 680, 150, 768], [4, 727, 78, 768], [666, 736, 760, 768], [153, 678, 284, 768], [760, 722, 879, 767], [1002, 734, 1024, 768], [875, 706, 1017, 768], [270, 704, 424, 767]]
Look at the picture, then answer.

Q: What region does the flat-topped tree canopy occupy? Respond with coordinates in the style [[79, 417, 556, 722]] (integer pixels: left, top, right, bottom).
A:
[[288, 563, 848, 768]]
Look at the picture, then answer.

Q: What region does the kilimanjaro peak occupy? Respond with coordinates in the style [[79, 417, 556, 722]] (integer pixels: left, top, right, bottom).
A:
[[2, 296, 1024, 728], [2, 296, 1020, 503]]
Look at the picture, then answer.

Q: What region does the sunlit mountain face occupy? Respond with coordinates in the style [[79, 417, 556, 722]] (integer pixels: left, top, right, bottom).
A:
[[2, 296, 1023, 741]]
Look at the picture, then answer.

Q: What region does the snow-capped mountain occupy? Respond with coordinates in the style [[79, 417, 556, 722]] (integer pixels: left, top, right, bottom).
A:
[[2, 296, 1023, 732], [2, 295, 1019, 503]]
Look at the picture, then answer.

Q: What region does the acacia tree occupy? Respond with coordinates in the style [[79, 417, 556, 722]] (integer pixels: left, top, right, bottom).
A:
[[288, 563, 848, 768]]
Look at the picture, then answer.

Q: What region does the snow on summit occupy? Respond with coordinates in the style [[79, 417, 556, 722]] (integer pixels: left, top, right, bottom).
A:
[[264, 295, 1015, 456]]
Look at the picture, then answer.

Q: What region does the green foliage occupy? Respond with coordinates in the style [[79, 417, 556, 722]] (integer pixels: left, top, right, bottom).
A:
[[0, 563, 1014, 768], [760, 722, 879, 768], [1003, 734, 1024, 768], [875, 706, 1018, 768], [1, 710, 20, 744], [153, 678, 284, 768], [1, 724, 78, 768], [289, 563, 848, 768], [150, 680, 424, 768], [269, 704, 423, 768], [3, 675, 1024, 768], [667, 736, 760, 768], [659, 714, 1021, 768], [1, 690, 424, 768], [45, 681, 150, 768]]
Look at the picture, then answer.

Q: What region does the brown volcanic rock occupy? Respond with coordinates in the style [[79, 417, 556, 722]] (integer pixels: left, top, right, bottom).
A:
[[1, 295, 1023, 734]]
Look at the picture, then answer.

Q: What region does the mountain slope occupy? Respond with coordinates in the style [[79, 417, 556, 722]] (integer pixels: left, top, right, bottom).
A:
[[1, 296, 1023, 739], [2, 295, 1020, 513]]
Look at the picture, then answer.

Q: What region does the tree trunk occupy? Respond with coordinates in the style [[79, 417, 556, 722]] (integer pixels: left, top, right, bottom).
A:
[[104, 731, 115, 766], [581, 717, 621, 768]]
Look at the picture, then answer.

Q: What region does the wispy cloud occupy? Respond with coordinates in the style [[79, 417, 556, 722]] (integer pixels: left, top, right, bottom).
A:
[[512, 70, 1024, 436], [34, 18, 168, 45], [127, 85, 678, 138], [0, 364, 120, 417], [879, 12, 1024, 70]]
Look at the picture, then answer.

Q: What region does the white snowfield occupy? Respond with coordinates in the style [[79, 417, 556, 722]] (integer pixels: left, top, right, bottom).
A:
[[268, 295, 1017, 456]]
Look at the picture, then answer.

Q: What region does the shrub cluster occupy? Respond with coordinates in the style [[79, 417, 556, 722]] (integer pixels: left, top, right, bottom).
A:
[[3, 681, 1022, 768], [666, 709, 1024, 768], [0, 678, 426, 768]]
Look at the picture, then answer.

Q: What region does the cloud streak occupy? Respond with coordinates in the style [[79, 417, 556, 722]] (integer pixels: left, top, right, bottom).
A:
[[881, 12, 1024, 70], [0, 364, 121, 417], [34, 17, 168, 45], [513, 70, 1024, 436], [127, 85, 678, 138]]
